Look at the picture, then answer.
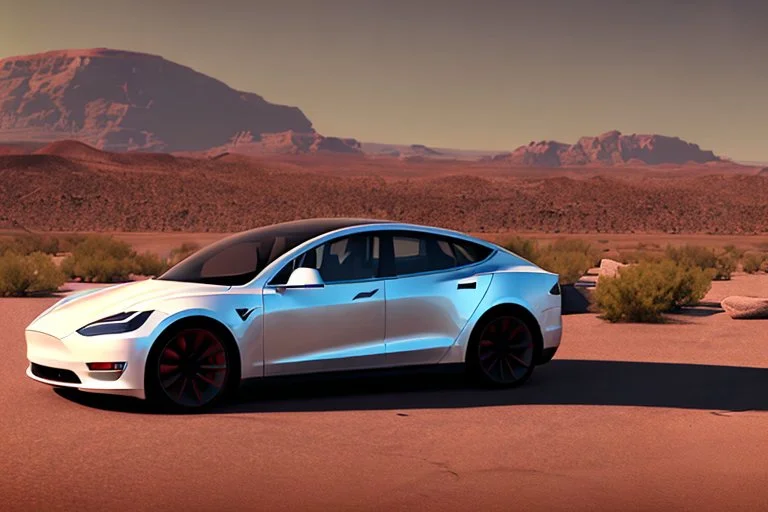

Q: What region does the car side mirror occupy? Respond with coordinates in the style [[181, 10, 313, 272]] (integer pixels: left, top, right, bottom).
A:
[[283, 267, 325, 289]]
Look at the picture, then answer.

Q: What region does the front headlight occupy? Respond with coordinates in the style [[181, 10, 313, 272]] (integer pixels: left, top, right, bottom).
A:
[[77, 311, 153, 337]]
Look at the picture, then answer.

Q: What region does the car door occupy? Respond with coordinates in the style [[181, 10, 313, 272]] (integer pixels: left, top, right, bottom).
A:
[[384, 233, 493, 366], [262, 233, 387, 375]]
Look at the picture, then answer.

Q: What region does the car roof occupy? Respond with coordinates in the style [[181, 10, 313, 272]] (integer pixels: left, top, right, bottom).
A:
[[237, 217, 391, 241]]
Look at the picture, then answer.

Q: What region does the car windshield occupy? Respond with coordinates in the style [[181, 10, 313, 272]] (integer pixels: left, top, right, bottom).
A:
[[158, 219, 379, 286]]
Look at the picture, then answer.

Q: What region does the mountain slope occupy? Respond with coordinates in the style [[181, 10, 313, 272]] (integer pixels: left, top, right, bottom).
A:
[[495, 131, 721, 166], [0, 48, 313, 152]]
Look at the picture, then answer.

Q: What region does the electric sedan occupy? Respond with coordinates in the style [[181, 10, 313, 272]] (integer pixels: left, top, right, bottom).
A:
[[25, 218, 562, 411]]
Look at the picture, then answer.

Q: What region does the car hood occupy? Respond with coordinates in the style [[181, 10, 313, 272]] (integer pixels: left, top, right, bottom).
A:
[[27, 279, 230, 339]]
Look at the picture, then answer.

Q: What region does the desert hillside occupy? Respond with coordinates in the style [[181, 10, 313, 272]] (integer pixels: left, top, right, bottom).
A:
[[0, 141, 765, 233], [0, 49, 313, 152]]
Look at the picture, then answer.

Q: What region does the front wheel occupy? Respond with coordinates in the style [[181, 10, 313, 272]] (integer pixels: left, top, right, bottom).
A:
[[467, 314, 536, 387], [145, 326, 234, 412]]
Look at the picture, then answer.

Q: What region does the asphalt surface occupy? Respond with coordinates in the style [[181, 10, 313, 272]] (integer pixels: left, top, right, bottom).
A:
[[3, 276, 768, 511]]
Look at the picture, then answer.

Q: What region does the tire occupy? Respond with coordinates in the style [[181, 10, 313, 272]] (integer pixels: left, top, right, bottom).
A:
[[467, 312, 537, 387], [145, 323, 237, 412]]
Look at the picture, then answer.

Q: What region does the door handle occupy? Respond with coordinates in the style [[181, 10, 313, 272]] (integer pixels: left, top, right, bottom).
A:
[[457, 281, 477, 290], [353, 289, 379, 300]]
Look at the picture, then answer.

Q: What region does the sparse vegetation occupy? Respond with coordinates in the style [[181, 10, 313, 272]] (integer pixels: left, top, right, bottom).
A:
[[504, 237, 599, 284], [167, 242, 200, 267], [742, 252, 767, 274], [665, 244, 735, 280], [617, 250, 663, 264], [133, 251, 169, 277], [0, 234, 60, 255], [61, 235, 170, 282], [504, 236, 540, 263], [595, 260, 713, 323], [0, 251, 66, 296]]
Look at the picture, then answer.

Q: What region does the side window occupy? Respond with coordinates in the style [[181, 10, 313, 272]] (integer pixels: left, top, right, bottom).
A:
[[393, 235, 457, 276], [453, 240, 493, 266], [270, 234, 380, 285]]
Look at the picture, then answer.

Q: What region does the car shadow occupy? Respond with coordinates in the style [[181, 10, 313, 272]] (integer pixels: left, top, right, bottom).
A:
[[55, 359, 768, 415]]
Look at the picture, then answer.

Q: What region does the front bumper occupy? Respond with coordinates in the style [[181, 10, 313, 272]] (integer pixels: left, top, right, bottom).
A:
[[25, 313, 168, 400]]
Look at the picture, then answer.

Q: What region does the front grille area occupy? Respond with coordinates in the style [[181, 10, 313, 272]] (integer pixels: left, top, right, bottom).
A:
[[30, 363, 81, 384]]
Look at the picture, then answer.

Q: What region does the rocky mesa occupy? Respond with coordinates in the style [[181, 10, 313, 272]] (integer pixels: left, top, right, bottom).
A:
[[0, 48, 314, 152], [494, 130, 721, 166]]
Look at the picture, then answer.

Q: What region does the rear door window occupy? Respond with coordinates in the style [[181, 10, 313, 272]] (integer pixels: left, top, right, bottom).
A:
[[391, 234, 493, 276]]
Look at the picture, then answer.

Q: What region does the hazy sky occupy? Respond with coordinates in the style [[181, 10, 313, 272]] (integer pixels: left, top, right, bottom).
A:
[[2, 0, 767, 160]]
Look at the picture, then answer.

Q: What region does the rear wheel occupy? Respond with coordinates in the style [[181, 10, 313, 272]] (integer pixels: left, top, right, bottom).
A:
[[467, 314, 536, 387], [146, 326, 234, 411]]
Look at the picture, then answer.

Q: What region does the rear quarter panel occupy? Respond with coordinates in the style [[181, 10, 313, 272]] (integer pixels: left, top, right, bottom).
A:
[[438, 268, 562, 364]]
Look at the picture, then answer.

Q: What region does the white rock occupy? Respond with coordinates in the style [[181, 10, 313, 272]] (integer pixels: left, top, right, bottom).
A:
[[721, 296, 768, 320]]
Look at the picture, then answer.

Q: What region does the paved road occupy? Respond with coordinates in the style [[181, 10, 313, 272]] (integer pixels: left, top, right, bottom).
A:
[[3, 279, 768, 511]]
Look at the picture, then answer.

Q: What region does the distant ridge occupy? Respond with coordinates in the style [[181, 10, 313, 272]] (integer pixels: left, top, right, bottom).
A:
[[492, 131, 721, 167]]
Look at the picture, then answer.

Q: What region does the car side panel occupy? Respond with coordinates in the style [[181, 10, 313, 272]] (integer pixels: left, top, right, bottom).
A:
[[261, 282, 387, 376], [438, 270, 562, 365], [384, 269, 493, 366]]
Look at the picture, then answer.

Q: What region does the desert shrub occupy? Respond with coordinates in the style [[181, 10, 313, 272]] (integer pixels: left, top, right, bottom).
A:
[[0, 234, 61, 256], [712, 254, 736, 280], [617, 250, 664, 264], [61, 236, 171, 281], [503, 237, 540, 263], [504, 237, 598, 285], [167, 242, 200, 267], [133, 252, 169, 277], [61, 236, 154, 282], [57, 234, 88, 253], [742, 253, 767, 274], [0, 251, 66, 296], [723, 244, 745, 260], [665, 244, 734, 280], [536, 239, 600, 285], [595, 260, 712, 323]]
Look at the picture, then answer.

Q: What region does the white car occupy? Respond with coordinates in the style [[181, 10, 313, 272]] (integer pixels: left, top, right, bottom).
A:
[[25, 219, 562, 411]]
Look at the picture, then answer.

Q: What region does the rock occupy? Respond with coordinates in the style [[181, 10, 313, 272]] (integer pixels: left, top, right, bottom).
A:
[[210, 130, 362, 156], [721, 296, 768, 319], [492, 131, 720, 167], [598, 258, 627, 279]]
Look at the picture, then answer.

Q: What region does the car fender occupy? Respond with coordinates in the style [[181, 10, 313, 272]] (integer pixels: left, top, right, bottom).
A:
[[438, 270, 559, 364]]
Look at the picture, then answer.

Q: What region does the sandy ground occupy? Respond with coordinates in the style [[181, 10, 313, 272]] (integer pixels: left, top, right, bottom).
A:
[[1, 275, 768, 511]]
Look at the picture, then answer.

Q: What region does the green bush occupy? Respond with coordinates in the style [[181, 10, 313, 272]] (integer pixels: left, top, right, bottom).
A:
[[57, 234, 88, 253], [61, 236, 132, 282], [0, 234, 61, 256], [665, 244, 734, 280], [168, 242, 200, 267], [61, 235, 167, 282], [595, 260, 712, 323], [0, 251, 66, 296], [133, 251, 169, 277], [742, 253, 767, 274], [503, 237, 598, 285], [617, 250, 664, 264]]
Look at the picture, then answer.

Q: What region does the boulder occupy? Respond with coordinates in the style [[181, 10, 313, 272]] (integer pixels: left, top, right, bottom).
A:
[[598, 258, 627, 279], [721, 296, 768, 319]]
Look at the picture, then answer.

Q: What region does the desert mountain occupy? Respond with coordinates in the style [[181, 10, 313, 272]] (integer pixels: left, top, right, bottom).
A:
[[0, 48, 313, 152], [212, 130, 362, 156], [493, 131, 720, 166]]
